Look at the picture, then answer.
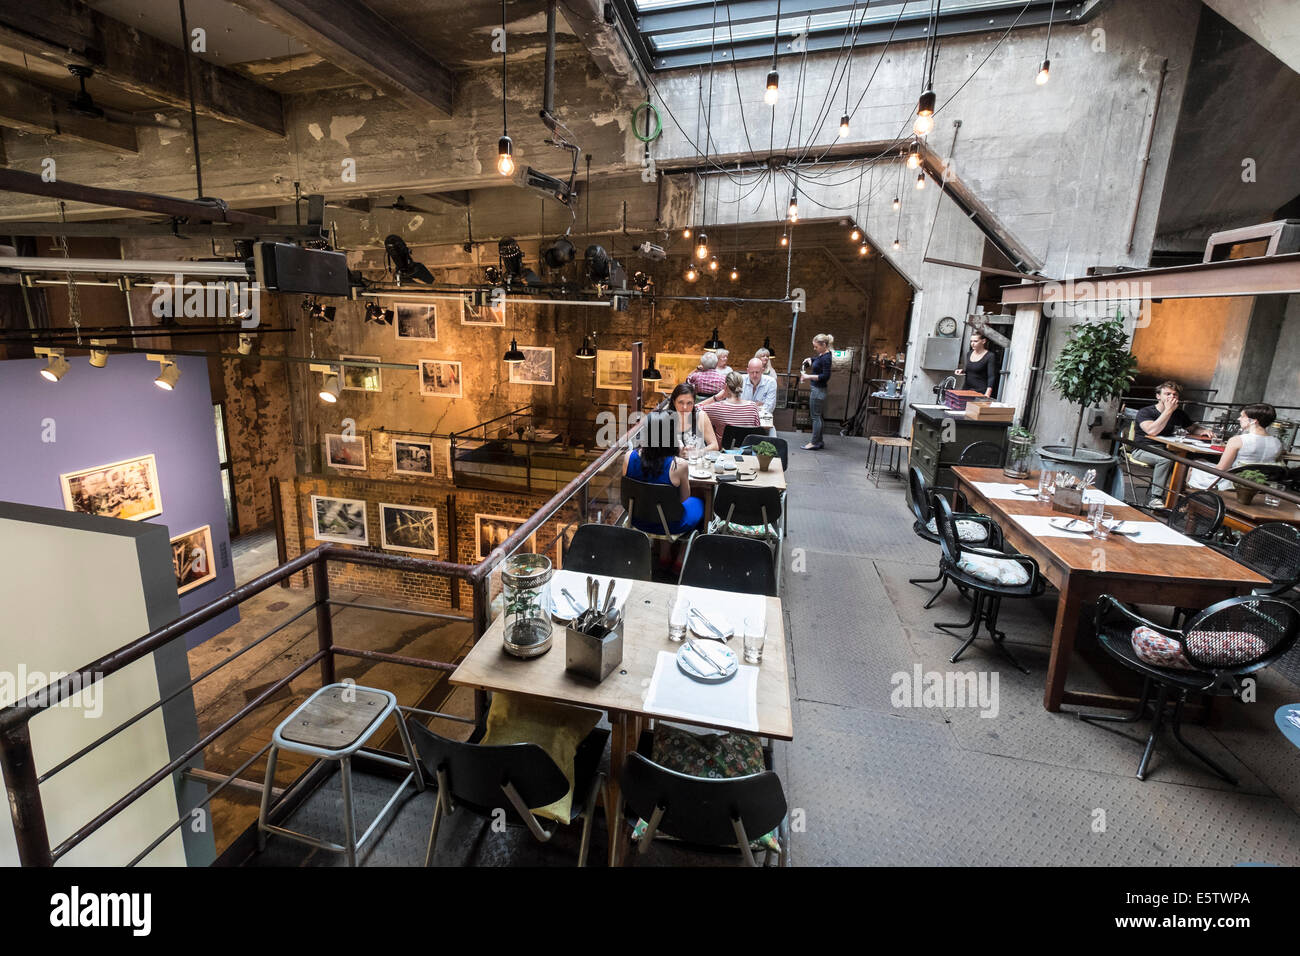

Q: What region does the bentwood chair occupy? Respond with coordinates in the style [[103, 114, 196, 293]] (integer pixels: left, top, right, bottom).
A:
[[709, 484, 786, 591], [619, 475, 698, 545], [1079, 595, 1300, 783], [932, 495, 1043, 673], [957, 441, 1005, 467], [907, 466, 1002, 609], [620, 747, 788, 867], [679, 533, 778, 597], [563, 523, 653, 581], [405, 717, 609, 866]]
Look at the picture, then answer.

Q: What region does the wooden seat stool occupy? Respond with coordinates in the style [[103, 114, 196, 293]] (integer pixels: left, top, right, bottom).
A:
[[257, 683, 424, 866], [866, 436, 911, 487]]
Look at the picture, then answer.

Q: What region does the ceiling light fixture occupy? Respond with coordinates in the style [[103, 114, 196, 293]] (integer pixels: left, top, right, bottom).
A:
[[496, 0, 514, 176], [906, 140, 922, 169], [503, 338, 526, 363], [575, 334, 596, 359], [683, 226, 692, 239], [729, 267, 739, 281], [89, 339, 112, 368], [779, 231, 788, 247], [787, 191, 798, 223], [914, 2, 939, 136], [152, 355, 181, 391], [850, 225, 861, 242], [892, 238, 901, 250], [704, 327, 725, 350], [838, 114, 850, 138], [708, 255, 719, 272], [892, 196, 900, 211], [36, 347, 68, 382], [914, 87, 935, 136], [1037, 0, 1055, 85], [764, 0, 782, 105], [685, 264, 698, 282], [762, 335, 777, 361], [859, 242, 869, 256], [695, 232, 709, 260], [319, 371, 340, 403], [642, 355, 662, 381], [916, 172, 926, 190]]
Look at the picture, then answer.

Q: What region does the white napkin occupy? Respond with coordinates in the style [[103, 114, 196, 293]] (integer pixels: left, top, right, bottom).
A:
[[672, 584, 767, 638], [1009, 514, 1099, 539], [1082, 488, 1126, 508], [644, 651, 760, 731], [1112, 521, 1204, 547], [550, 570, 635, 617], [972, 481, 1036, 501]]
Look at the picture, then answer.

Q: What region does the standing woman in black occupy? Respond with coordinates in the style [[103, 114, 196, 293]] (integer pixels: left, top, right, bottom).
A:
[[800, 333, 834, 450], [956, 329, 999, 398]]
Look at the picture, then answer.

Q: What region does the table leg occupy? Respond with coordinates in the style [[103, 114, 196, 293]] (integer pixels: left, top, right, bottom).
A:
[[1163, 460, 1187, 509], [1044, 582, 1086, 712], [604, 710, 642, 867]]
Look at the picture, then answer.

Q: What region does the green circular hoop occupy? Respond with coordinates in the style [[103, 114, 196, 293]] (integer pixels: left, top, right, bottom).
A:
[[632, 102, 662, 142]]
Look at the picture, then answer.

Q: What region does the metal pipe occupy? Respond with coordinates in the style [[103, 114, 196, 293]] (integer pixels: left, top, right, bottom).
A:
[[0, 724, 52, 866], [0, 256, 250, 277], [331, 646, 458, 672], [314, 565, 336, 688], [0, 168, 270, 224], [1127, 57, 1168, 256], [543, 0, 558, 118]]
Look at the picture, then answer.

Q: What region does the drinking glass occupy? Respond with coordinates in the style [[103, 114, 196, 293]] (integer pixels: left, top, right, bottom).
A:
[[1036, 469, 1052, 502], [1173, 427, 1188, 440], [1091, 507, 1112, 540], [742, 616, 765, 664], [668, 605, 688, 643]]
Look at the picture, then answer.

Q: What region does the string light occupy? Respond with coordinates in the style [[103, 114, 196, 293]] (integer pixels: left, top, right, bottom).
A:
[[695, 232, 709, 260], [839, 114, 850, 138], [685, 264, 699, 282], [915, 172, 926, 190], [1037, 0, 1055, 85], [906, 139, 922, 169]]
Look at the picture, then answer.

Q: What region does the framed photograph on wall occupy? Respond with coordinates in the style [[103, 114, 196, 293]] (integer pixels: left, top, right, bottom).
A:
[[475, 513, 535, 561], [311, 495, 369, 545], [508, 346, 555, 386], [655, 353, 701, 394], [379, 503, 440, 556], [462, 298, 506, 326], [171, 525, 217, 595], [394, 301, 437, 341], [393, 437, 435, 476], [60, 454, 163, 521], [595, 349, 633, 391], [370, 430, 393, 460], [419, 359, 463, 398], [341, 355, 382, 392], [324, 433, 367, 470]]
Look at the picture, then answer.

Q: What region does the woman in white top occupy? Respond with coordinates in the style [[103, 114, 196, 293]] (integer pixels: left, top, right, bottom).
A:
[[668, 382, 719, 452], [1188, 403, 1284, 490]]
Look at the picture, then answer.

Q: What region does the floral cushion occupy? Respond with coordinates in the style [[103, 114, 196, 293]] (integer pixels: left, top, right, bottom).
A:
[[1131, 626, 1268, 670], [1130, 626, 1194, 670], [956, 552, 1030, 586], [630, 725, 780, 853], [926, 516, 989, 542]]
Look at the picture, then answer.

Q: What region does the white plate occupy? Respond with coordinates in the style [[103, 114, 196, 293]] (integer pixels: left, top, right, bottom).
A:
[[676, 641, 739, 682], [1048, 517, 1090, 534], [688, 609, 733, 640], [719, 458, 737, 471], [1012, 487, 1039, 496]]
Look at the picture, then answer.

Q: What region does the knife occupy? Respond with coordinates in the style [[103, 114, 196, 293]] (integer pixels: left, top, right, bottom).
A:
[[685, 637, 725, 675], [690, 606, 728, 640], [559, 588, 586, 617]]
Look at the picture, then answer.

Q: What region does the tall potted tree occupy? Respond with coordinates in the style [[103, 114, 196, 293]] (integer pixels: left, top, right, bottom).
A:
[[1039, 314, 1138, 483]]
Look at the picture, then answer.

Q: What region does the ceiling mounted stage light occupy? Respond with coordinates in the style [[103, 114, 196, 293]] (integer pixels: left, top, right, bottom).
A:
[[364, 302, 388, 324], [89, 339, 112, 368], [915, 172, 926, 190], [384, 234, 435, 284], [906, 140, 922, 169], [503, 338, 526, 363], [642, 356, 662, 381], [913, 86, 936, 136], [36, 347, 68, 382], [764, 70, 779, 106], [319, 371, 341, 403], [839, 114, 850, 138], [153, 355, 181, 391], [694, 232, 709, 260], [685, 264, 698, 282], [543, 236, 576, 269], [1036, 59, 1051, 85], [631, 271, 654, 293], [704, 327, 725, 350], [237, 333, 255, 355]]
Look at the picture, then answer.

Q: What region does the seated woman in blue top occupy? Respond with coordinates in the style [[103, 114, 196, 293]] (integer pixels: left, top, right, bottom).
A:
[[624, 411, 704, 534]]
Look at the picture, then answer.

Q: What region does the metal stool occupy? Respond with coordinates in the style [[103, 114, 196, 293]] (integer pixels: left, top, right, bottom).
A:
[[866, 436, 910, 487], [257, 683, 424, 866]]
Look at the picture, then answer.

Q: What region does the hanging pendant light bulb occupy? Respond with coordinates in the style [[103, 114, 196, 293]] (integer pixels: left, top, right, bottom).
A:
[[496, 0, 513, 176], [503, 338, 526, 363], [695, 232, 709, 260], [1037, 0, 1056, 86], [915, 171, 926, 190], [779, 231, 788, 247], [787, 192, 799, 223], [497, 136, 515, 176], [764, 70, 780, 105], [892, 238, 900, 250], [892, 196, 900, 211], [685, 264, 699, 282], [708, 255, 719, 273], [729, 267, 739, 281], [850, 226, 861, 242], [1036, 58, 1051, 85], [838, 114, 850, 138], [913, 86, 936, 136], [906, 140, 922, 169], [858, 242, 869, 257], [683, 226, 692, 239], [575, 334, 596, 359]]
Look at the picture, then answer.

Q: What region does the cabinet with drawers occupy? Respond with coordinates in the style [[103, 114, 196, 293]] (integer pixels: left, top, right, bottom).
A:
[[907, 405, 1010, 507]]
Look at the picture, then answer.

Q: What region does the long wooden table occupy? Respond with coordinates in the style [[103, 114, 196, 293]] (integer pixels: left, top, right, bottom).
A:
[[688, 454, 787, 519], [952, 467, 1269, 712], [450, 577, 792, 864]]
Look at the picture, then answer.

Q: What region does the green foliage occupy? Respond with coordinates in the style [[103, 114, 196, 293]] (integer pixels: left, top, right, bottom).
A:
[[752, 440, 778, 457], [1236, 469, 1269, 483], [1008, 425, 1035, 442], [1048, 315, 1139, 455]]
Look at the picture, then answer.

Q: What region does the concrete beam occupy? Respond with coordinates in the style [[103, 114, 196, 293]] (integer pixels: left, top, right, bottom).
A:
[[0, 72, 138, 154], [1203, 0, 1300, 73], [0, 0, 286, 137]]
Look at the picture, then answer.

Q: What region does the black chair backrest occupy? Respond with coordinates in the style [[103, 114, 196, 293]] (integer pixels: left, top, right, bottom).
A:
[[1167, 490, 1225, 539], [620, 752, 787, 848], [620, 474, 685, 535], [680, 533, 777, 596], [563, 524, 653, 580], [1181, 595, 1300, 673], [958, 441, 1004, 467], [713, 483, 783, 529], [908, 466, 933, 524], [1234, 522, 1300, 592], [406, 719, 568, 814], [721, 425, 773, 452], [751, 435, 789, 471], [931, 495, 965, 567]]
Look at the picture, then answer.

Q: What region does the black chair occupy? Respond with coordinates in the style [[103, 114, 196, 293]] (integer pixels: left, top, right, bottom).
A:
[[405, 717, 609, 866], [679, 533, 777, 597], [1117, 414, 1157, 506], [720, 424, 773, 452], [1079, 594, 1300, 783], [619, 475, 698, 544], [958, 441, 1005, 467], [710, 483, 785, 591], [932, 495, 1043, 673], [907, 466, 1002, 609], [1162, 490, 1225, 542], [563, 523, 653, 581], [1209, 522, 1300, 597], [620, 745, 788, 866]]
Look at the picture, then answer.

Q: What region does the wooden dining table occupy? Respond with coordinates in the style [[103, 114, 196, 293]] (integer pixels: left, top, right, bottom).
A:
[[450, 577, 793, 865], [1216, 492, 1300, 532], [952, 467, 1269, 713], [688, 453, 787, 519], [1148, 434, 1221, 507]]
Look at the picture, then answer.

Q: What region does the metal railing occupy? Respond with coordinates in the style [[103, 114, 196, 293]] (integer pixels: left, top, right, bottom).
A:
[[1114, 434, 1300, 510], [449, 404, 612, 493], [0, 407, 650, 867]]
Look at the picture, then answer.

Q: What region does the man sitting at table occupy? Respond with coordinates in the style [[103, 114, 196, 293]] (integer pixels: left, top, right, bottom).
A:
[[700, 358, 776, 419], [1130, 380, 1212, 508]]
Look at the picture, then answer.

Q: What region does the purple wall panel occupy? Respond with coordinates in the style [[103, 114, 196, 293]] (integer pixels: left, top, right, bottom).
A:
[[0, 354, 239, 648]]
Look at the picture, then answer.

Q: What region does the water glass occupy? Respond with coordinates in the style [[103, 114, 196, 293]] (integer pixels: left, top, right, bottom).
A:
[[742, 616, 765, 664], [668, 605, 687, 643], [1091, 506, 1112, 540], [1036, 469, 1052, 502]]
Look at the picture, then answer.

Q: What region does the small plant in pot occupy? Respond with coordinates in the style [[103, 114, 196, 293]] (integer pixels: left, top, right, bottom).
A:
[[1004, 425, 1036, 478], [1233, 469, 1268, 506], [752, 440, 778, 471]]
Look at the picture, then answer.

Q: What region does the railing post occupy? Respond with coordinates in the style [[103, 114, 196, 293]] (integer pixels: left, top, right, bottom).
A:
[[471, 574, 492, 729], [0, 724, 53, 866], [314, 555, 336, 686]]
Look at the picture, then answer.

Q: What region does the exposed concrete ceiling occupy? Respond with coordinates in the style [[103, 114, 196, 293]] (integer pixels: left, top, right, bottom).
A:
[[1202, 0, 1300, 74]]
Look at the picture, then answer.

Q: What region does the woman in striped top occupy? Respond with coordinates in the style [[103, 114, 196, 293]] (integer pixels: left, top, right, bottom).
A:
[[703, 371, 762, 434]]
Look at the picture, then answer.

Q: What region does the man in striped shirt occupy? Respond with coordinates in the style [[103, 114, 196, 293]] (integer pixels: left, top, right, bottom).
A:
[[685, 351, 727, 398]]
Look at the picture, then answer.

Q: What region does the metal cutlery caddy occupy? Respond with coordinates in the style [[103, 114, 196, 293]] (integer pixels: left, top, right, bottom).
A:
[[565, 618, 624, 682]]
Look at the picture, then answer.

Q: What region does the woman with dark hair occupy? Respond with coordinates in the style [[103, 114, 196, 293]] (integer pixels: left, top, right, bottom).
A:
[[955, 329, 1000, 398], [624, 410, 704, 535], [668, 381, 719, 452], [1188, 403, 1284, 490]]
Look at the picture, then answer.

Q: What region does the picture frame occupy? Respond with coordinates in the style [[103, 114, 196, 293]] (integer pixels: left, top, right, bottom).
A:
[[461, 297, 507, 326], [508, 346, 555, 386], [595, 349, 633, 391], [340, 355, 382, 392], [60, 454, 163, 521], [394, 301, 438, 341], [379, 503, 440, 556], [392, 437, 435, 476], [419, 359, 463, 398], [655, 353, 702, 394], [311, 495, 369, 545], [370, 430, 393, 460], [475, 513, 535, 561], [171, 524, 217, 595], [324, 433, 367, 470]]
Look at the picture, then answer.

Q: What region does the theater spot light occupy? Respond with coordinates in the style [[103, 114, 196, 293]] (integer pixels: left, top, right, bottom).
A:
[[36, 347, 69, 382], [319, 371, 340, 403], [89, 339, 112, 368], [364, 301, 392, 324], [764, 70, 779, 105], [503, 338, 526, 363], [237, 333, 255, 356], [153, 355, 181, 391]]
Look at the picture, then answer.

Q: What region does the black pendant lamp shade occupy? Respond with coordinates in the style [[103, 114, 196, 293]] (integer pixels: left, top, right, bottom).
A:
[[642, 356, 662, 381], [503, 338, 526, 363], [762, 335, 777, 361], [704, 327, 725, 350], [575, 335, 596, 359]]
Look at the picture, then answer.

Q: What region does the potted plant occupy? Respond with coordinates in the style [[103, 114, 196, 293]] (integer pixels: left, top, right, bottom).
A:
[[752, 440, 778, 472], [1040, 314, 1138, 483], [1004, 425, 1036, 479], [1234, 469, 1268, 506]]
